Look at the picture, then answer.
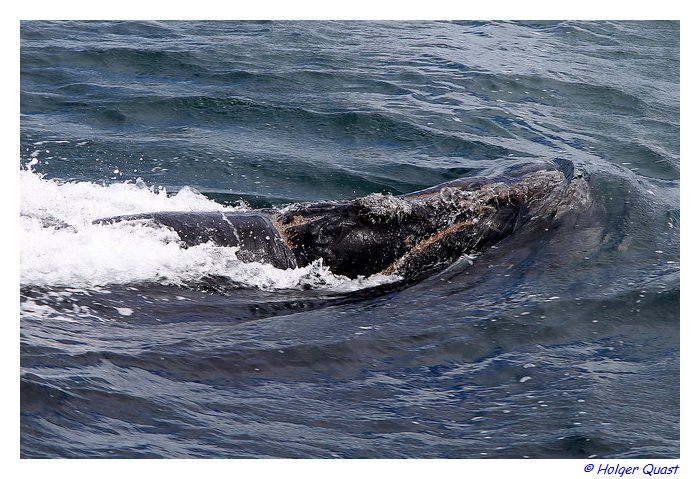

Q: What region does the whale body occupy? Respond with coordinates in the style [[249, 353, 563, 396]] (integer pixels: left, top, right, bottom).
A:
[[96, 160, 592, 279]]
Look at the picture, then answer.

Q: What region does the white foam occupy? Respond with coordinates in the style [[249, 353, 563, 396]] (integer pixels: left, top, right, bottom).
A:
[[20, 165, 399, 293], [20, 167, 228, 228]]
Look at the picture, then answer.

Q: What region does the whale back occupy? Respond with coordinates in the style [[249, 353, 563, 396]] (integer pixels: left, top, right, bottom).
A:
[[95, 211, 298, 270]]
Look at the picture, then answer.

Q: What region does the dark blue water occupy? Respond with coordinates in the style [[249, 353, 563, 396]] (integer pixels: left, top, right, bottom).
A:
[[20, 20, 679, 459]]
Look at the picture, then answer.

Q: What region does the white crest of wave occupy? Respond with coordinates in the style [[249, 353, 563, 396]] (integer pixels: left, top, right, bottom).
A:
[[20, 166, 397, 292], [20, 165, 226, 227]]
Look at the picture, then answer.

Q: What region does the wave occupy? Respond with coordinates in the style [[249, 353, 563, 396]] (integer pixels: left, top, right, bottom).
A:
[[20, 164, 398, 294]]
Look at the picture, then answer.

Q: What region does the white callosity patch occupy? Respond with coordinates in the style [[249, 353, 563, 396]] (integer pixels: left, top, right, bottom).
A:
[[20, 164, 398, 292], [353, 193, 414, 223]]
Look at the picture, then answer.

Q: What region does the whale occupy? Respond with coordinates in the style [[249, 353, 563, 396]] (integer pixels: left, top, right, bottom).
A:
[[95, 160, 592, 279]]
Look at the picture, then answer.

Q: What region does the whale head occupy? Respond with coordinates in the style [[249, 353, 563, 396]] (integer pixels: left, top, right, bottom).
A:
[[274, 161, 591, 279]]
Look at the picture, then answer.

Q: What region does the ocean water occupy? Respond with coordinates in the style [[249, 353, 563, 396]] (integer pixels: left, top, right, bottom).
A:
[[20, 20, 680, 459]]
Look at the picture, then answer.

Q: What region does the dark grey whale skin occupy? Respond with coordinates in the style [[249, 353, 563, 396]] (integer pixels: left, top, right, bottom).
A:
[[95, 160, 594, 279], [96, 211, 298, 269]]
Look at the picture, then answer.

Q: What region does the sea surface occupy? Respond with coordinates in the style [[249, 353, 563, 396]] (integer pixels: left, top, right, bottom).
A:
[[20, 20, 680, 459]]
